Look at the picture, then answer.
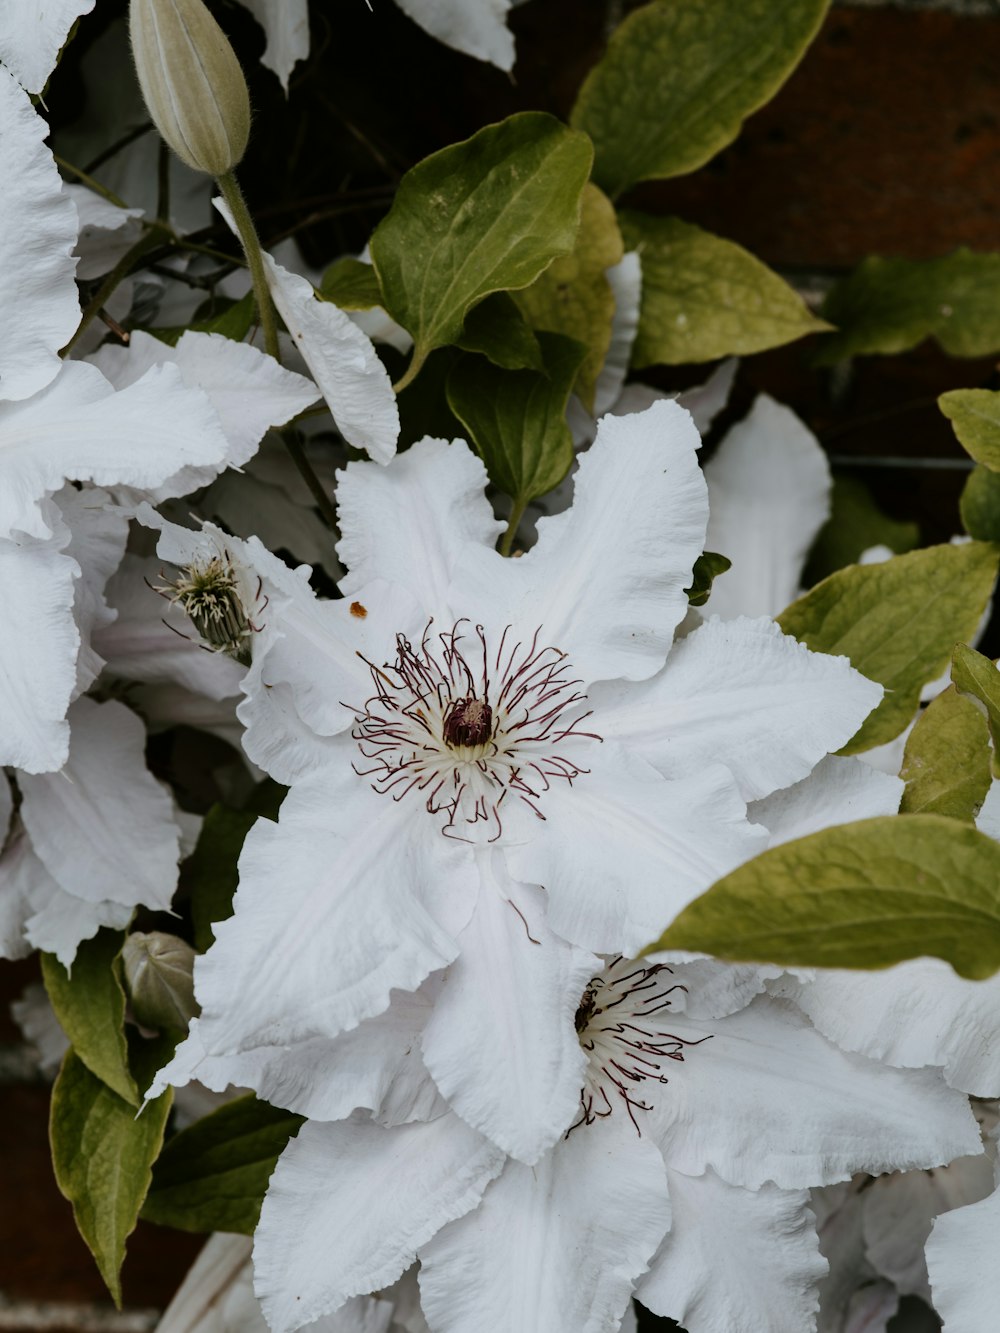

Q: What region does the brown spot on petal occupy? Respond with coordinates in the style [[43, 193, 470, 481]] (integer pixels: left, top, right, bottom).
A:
[[350, 602, 368, 619]]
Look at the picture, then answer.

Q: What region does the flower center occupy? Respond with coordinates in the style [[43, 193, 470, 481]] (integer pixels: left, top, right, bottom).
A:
[[350, 620, 599, 841], [153, 555, 260, 666], [572, 956, 708, 1134]]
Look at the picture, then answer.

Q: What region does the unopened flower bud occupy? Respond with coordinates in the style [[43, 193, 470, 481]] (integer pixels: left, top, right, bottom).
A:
[[129, 0, 251, 176], [122, 931, 199, 1033]]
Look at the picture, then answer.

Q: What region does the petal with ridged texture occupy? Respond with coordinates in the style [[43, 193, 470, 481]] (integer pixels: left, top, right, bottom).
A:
[[255, 1114, 504, 1333], [506, 746, 764, 955], [649, 997, 980, 1189], [56, 486, 129, 697], [233, 0, 310, 90], [0, 360, 228, 541], [591, 616, 881, 799], [18, 697, 180, 911], [419, 1112, 670, 1333], [421, 855, 595, 1162], [749, 754, 903, 847], [393, 0, 515, 69], [193, 769, 470, 1056], [450, 400, 707, 688], [702, 395, 830, 621], [0, 68, 78, 395], [638, 1171, 826, 1333], [337, 437, 501, 610], [0, 0, 94, 92], [926, 1176, 1000, 1330]]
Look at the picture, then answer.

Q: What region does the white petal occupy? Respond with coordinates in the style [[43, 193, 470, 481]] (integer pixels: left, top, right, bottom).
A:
[[592, 252, 642, 417], [702, 395, 831, 621], [0, 828, 45, 961], [232, 0, 310, 90], [650, 997, 981, 1189], [421, 854, 596, 1163], [655, 957, 785, 1022], [419, 1113, 670, 1333], [0, 519, 78, 773], [506, 745, 765, 955], [337, 437, 501, 611], [92, 330, 317, 492], [0, 67, 79, 394], [96, 555, 245, 701], [0, 0, 94, 91], [193, 769, 467, 1055], [674, 359, 738, 435], [255, 1114, 504, 1333], [791, 960, 1000, 1098], [18, 697, 180, 911], [749, 754, 903, 847], [25, 878, 132, 967], [862, 1153, 995, 1301], [393, 0, 515, 69], [67, 184, 143, 281], [0, 360, 228, 541], [638, 1171, 826, 1333], [56, 485, 130, 696], [151, 991, 442, 1127], [926, 1178, 1000, 1330], [592, 616, 882, 800], [452, 400, 708, 687], [259, 247, 398, 463]]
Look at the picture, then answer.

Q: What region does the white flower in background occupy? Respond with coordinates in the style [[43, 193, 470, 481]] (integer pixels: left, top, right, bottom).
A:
[[67, 184, 144, 280], [0, 697, 181, 965], [233, 0, 519, 83], [241, 948, 977, 1333], [156, 402, 881, 1167], [925, 1125, 1000, 1331]]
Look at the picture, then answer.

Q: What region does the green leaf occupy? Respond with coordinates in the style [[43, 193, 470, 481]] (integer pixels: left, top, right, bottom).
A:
[[50, 1050, 172, 1305], [142, 1095, 303, 1235], [651, 814, 1000, 980], [370, 112, 593, 384], [900, 687, 992, 821], [960, 464, 1000, 542], [803, 474, 919, 584], [148, 292, 256, 348], [570, 0, 831, 199], [187, 805, 258, 954], [685, 551, 732, 608], [952, 643, 1000, 767], [777, 541, 1000, 752], [513, 182, 623, 411], [940, 388, 1000, 470], [446, 332, 587, 511], [456, 292, 545, 371], [41, 930, 138, 1107], [319, 257, 383, 311], [619, 213, 829, 367], [814, 251, 1000, 364]]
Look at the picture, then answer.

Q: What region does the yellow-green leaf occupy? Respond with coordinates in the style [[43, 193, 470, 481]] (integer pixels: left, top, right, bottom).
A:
[[370, 113, 593, 385], [513, 183, 623, 411], [651, 815, 1000, 980], [778, 541, 1000, 752], [952, 643, 1000, 769], [50, 1050, 172, 1304], [41, 929, 138, 1106], [319, 257, 383, 311], [900, 687, 991, 821], [961, 464, 1000, 542], [571, 0, 831, 199], [620, 213, 829, 367], [940, 388, 1000, 470]]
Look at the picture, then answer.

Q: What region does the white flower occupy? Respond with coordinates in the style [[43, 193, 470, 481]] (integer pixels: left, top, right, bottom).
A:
[[67, 184, 144, 280], [0, 0, 95, 93], [925, 1131, 1000, 1331], [158, 403, 880, 1168], [0, 697, 181, 965], [241, 953, 978, 1333]]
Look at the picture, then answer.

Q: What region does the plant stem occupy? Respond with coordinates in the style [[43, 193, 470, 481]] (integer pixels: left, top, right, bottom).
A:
[[60, 227, 165, 354], [281, 431, 340, 533], [498, 498, 527, 557], [53, 154, 129, 208], [215, 170, 280, 361], [392, 347, 427, 395]]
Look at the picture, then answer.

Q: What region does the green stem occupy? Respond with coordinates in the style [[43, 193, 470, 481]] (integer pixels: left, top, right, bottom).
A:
[[216, 171, 279, 361], [60, 227, 165, 355], [498, 497, 527, 557], [281, 431, 340, 533], [392, 347, 427, 395]]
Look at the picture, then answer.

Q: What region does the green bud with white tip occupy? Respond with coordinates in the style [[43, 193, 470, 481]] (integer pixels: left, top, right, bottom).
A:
[[129, 0, 251, 176], [122, 931, 199, 1033]]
